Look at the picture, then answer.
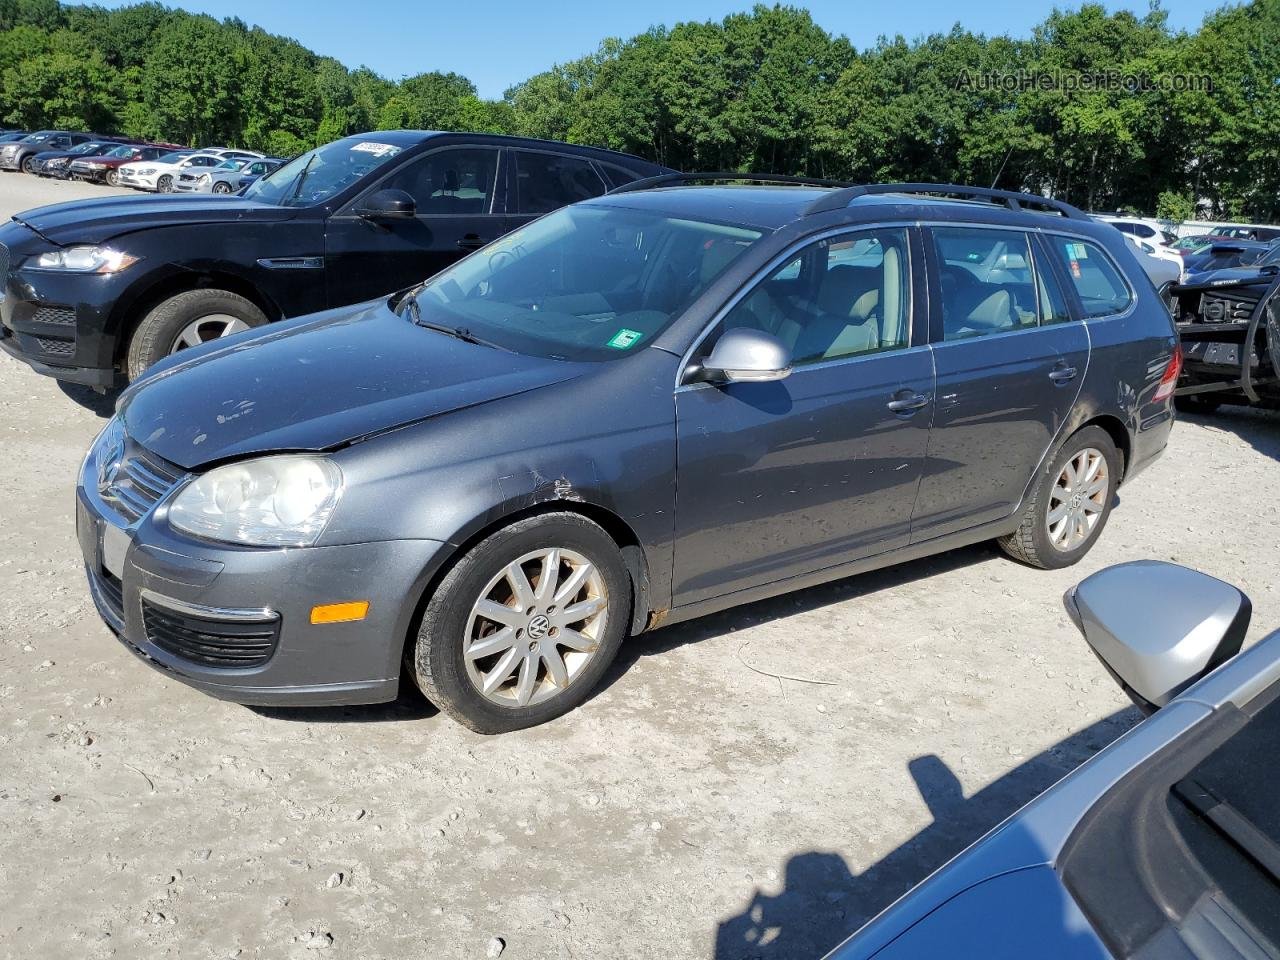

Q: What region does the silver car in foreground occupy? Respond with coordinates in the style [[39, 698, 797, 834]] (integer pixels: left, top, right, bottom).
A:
[[822, 560, 1279, 959]]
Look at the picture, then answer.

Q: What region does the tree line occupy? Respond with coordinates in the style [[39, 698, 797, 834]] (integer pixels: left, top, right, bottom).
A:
[[2, 0, 1278, 221]]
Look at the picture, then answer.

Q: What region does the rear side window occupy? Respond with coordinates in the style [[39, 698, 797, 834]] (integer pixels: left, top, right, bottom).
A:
[[932, 227, 1039, 340], [514, 151, 607, 215], [1051, 237, 1133, 317]]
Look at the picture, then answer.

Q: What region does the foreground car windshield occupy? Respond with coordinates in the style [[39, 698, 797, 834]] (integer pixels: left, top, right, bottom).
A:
[[243, 136, 404, 206], [410, 205, 764, 360]]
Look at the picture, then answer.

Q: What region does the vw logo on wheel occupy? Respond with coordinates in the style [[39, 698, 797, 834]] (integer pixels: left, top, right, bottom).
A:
[[526, 615, 551, 641]]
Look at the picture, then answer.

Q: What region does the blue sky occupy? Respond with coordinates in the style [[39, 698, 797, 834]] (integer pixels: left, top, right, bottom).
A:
[[68, 0, 1227, 99]]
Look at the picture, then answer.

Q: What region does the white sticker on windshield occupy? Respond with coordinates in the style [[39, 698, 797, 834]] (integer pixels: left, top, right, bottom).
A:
[[350, 142, 401, 157]]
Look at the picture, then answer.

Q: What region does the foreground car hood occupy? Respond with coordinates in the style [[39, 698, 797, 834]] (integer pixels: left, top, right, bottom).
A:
[[119, 300, 586, 469], [13, 194, 293, 244]]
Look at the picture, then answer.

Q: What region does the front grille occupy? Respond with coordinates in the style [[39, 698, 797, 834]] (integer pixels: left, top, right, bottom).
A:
[[97, 569, 125, 621], [1200, 293, 1258, 323], [31, 305, 75, 326], [34, 336, 74, 357], [101, 443, 185, 524], [142, 599, 280, 668], [0, 242, 9, 279]]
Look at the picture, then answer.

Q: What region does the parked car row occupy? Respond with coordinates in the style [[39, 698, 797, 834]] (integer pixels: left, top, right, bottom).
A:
[[0, 129, 276, 192]]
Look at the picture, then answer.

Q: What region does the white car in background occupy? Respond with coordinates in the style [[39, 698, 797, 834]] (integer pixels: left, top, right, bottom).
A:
[[117, 148, 264, 193], [1097, 215, 1179, 248]]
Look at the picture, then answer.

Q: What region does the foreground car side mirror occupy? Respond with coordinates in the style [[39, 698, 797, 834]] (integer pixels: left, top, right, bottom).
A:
[[699, 328, 793, 384], [1064, 560, 1250, 714], [356, 188, 416, 220]]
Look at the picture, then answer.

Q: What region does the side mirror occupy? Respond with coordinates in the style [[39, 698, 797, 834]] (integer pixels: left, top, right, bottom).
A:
[[356, 188, 416, 220], [1064, 560, 1250, 714], [699, 328, 792, 384]]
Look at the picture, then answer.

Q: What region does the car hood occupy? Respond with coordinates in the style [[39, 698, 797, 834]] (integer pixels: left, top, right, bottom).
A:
[[118, 299, 587, 470], [1182, 264, 1276, 288], [12, 194, 294, 244]]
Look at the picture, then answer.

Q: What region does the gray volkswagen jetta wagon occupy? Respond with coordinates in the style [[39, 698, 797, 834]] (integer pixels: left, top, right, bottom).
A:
[[78, 178, 1180, 732]]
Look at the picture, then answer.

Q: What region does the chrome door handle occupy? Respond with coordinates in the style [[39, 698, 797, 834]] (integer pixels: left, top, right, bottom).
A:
[[1049, 366, 1078, 383], [887, 393, 931, 413]]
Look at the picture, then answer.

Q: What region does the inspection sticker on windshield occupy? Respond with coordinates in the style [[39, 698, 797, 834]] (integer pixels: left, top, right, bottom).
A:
[[606, 328, 644, 350], [350, 141, 401, 157]]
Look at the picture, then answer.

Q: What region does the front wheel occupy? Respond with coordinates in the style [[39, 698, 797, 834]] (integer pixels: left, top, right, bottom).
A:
[[21, 155, 37, 175], [156, 175, 173, 193], [126, 288, 268, 380], [410, 513, 632, 734], [998, 425, 1120, 569], [105, 169, 120, 187], [212, 181, 231, 194]]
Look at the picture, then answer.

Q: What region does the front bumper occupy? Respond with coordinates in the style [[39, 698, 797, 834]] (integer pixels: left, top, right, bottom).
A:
[[76, 461, 446, 706], [0, 152, 21, 171], [172, 180, 209, 193], [0, 225, 132, 386], [118, 171, 159, 189]]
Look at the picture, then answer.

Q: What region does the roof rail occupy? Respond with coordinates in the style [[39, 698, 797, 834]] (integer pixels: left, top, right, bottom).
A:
[[803, 183, 1088, 220], [608, 171, 853, 195]]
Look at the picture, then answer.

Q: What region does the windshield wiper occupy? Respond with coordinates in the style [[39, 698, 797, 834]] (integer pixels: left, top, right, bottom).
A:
[[287, 153, 317, 204], [398, 294, 503, 349]]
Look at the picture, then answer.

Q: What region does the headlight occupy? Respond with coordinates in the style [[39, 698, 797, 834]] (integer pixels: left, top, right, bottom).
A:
[[29, 245, 139, 273], [137, 167, 154, 175], [168, 455, 343, 547], [87, 161, 106, 168], [198, 173, 210, 182]]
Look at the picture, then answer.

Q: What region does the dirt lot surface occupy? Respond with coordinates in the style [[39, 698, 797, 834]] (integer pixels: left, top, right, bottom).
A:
[[2, 174, 1278, 960]]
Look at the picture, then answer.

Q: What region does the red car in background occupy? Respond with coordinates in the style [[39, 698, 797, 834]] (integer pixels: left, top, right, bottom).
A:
[[68, 142, 184, 186]]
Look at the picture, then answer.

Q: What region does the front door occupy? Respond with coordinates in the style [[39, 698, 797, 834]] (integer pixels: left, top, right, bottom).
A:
[[324, 146, 504, 306], [672, 227, 935, 606], [909, 225, 1090, 541]]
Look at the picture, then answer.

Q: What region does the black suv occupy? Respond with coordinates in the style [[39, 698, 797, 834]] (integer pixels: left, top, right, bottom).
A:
[[0, 131, 669, 387], [0, 130, 99, 174]]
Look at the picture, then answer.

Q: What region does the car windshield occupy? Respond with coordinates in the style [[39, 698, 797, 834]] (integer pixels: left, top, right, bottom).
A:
[[407, 204, 764, 361], [155, 151, 189, 164], [1260, 246, 1280, 267], [243, 136, 404, 207], [216, 159, 244, 170], [68, 142, 104, 155], [105, 145, 134, 158]]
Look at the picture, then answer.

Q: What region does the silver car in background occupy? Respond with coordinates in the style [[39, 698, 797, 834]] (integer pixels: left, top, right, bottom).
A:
[[174, 156, 247, 193]]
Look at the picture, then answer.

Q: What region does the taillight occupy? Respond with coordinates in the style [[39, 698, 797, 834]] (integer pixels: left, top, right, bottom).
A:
[[1154, 345, 1183, 402]]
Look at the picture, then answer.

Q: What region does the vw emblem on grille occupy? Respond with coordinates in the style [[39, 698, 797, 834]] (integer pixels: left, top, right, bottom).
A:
[[99, 439, 125, 492], [526, 615, 551, 641]]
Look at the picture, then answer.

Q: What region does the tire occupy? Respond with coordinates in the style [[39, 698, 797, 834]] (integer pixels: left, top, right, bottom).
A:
[[212, 181, 231, 194], [1175, 394, 1223, 414], [998, 425, 1121, 570], [20, 155, 37, 175], [106, 169, 119, 187], [409, 512, 632, 734], [126, 288, 268, 381], [157, 175, 173, 193]]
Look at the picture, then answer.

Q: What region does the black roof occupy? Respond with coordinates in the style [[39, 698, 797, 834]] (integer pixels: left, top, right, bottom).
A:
[[336, 130, 669, 172]]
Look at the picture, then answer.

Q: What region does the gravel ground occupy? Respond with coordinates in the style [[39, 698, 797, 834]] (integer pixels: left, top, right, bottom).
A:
[[1, 173, 1278, 960]]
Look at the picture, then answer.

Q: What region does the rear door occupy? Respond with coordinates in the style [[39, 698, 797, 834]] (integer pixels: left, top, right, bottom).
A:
[[503, 148, 611, 235], [909, 225, 1089, 542], [324, 145, 503, 305]]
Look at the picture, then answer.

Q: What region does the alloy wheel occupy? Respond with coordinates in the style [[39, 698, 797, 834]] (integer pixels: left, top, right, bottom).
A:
[[463, 547, 608, 708], [213, 182, 231, 194], [157, 176, 172, 193], [169, 314, 251, 352], [1046, 447, 1109, 551]]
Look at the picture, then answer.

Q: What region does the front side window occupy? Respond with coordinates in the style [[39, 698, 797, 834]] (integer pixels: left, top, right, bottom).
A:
[[375, 147, 498, 215], [514, 151, 607, 215], [1050, 236, 1133, 317], [713, 228, 911, 366], [410, 204, 763, 361], [933, 227, 1039, 340]]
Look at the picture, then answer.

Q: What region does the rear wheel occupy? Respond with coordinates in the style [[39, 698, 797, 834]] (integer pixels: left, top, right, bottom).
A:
[[409, 513, 631, 734], [156, 175, 173, 193], [126, 288, 267, 380], [998, 425, 1120, 569]]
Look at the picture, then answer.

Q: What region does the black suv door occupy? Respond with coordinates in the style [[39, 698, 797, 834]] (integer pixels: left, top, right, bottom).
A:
[[324, 145, 504, 305], [503, 148, 611, 234]]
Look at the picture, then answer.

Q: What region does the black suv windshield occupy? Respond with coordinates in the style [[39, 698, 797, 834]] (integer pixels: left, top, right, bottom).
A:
[[409, 204, 764, 361], [243, 137, 405, 207]]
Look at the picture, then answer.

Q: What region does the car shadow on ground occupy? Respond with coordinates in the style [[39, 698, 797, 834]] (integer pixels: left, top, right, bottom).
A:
[[57, 380, 121, 418], [711, 709, 1139, 960], [1182, 403, 1280, 462], [605, 542, 998, 694]]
